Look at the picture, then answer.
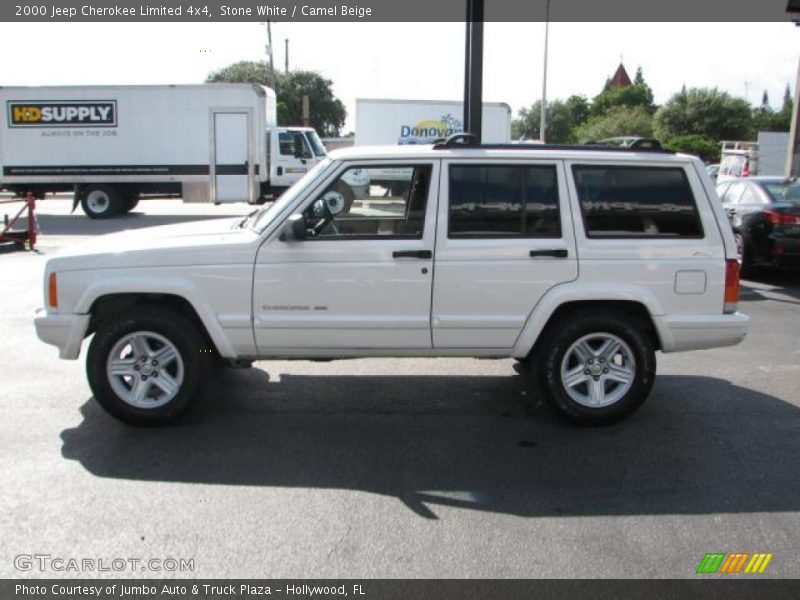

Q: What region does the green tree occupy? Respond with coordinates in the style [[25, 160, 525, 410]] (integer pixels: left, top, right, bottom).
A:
[[272, 70, 346, 137], [591, 83, 656, 117], [663, 134, 720, 163], [206, 61, 347, 136], [512, 95, 590, 143], [654, 87, 753, 141], [574, 105, 654, 143], [206, 60, 270, 84], [777, 83, 794, 130]]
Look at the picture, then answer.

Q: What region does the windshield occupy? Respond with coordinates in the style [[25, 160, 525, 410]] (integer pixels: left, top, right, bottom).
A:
[[251, 158, 333, 232], [307, 131, 327, 157], [762, 181, 800, 204]]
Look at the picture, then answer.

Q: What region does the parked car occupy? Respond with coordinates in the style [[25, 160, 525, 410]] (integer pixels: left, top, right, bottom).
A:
[[717, 141, 759, 183], [705, 164, 720, 180], [35, 138, 747, 427], [715, 176, 800, 275]]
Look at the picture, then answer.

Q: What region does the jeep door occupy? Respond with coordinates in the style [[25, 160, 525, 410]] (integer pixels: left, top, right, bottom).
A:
[[253, 160, 439, 353], [431, 159, 578, 349]]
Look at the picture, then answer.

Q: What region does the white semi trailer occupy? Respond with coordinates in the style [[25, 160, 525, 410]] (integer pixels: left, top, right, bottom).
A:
[[0, 84, 327, 218]]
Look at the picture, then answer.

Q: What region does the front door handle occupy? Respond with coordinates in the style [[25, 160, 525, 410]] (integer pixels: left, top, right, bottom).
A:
[[393, 250, 433, 259], [530, 249, 568, 258]]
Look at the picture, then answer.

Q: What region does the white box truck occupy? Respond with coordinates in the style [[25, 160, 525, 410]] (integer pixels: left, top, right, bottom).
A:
[[354, 98, 511, 192], [0, 84, 327, 218], [355, 98, 511, 146]]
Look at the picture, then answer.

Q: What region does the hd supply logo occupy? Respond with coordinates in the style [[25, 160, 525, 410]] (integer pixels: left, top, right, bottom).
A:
[[8, 101, 117, 128], [696, 552, 773, 574]]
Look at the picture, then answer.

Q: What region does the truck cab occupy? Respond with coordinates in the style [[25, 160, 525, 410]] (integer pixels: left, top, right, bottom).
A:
[[267, 127, 327, 195]]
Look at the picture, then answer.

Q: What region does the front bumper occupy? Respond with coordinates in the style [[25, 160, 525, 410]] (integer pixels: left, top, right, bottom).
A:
[[34, 309, 90, 359], [654, 313, 749, 353]]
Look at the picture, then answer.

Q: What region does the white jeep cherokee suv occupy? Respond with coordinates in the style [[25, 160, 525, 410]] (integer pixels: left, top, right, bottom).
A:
[[35, 139, 748, 426]]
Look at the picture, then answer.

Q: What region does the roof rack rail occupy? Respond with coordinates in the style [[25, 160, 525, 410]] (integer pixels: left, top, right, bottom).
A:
[[586, 136, 665, 150], [432, 134, 674, 154], [433, 133, 478, 148]]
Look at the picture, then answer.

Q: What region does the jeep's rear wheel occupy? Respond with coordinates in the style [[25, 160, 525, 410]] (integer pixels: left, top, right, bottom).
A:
[[537, 311, 656, 425], [87, 308, 211, 425]]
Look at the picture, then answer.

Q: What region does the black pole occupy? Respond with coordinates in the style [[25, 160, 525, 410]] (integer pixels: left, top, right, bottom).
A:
[[463, 0, 484, 144]]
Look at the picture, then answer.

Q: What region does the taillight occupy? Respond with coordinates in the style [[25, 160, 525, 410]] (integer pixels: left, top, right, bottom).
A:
[[724, 259, 740, 314], [48, 272, 58, 308], [764, 209, 800, 226]]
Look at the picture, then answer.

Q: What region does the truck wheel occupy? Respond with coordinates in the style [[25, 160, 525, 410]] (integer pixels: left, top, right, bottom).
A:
[[123, 192, 140, 213], [86, 307, 212, 425], [537, 310, 656, 425], [80, 185, 124, 219], [334, 181, 356, 212]]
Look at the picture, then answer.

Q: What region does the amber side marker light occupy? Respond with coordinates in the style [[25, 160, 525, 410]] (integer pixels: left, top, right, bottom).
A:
[[724, 259, 740, 314], [48, 272, 58, 308]]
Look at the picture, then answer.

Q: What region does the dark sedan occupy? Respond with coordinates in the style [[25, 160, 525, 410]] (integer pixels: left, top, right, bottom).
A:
[[716, 177, 800, 276]]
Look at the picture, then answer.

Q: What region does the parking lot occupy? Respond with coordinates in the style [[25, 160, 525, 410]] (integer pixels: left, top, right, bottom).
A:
[[2, 196, 800, 578]]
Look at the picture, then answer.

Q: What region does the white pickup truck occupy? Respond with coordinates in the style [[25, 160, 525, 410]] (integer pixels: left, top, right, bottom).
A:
[[35, 140, 748, 426]]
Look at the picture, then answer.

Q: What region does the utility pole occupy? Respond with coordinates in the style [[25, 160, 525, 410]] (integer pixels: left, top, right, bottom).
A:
[[463, 0, 484, 143], [540, 0, 551, 143], [786, 56, 800, 177], [285, 38, 289, 73], [263, 21, 276, 89]]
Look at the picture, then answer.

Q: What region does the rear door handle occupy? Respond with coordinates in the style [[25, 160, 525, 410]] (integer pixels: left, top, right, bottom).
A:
[[530, 249, 568, 258], [393, 250, 433, 259]]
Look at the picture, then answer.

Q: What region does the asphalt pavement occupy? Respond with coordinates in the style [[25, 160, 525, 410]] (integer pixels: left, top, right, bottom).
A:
[[2, 197, 799, 578]]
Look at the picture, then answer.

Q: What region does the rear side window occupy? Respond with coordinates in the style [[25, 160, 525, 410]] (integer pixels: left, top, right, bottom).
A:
[[448, 164, 561, 238], [572, 165, 704, 238]]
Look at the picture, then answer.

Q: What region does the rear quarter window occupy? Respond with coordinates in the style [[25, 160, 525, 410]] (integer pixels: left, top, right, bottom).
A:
[[572, 165, 704, 239]]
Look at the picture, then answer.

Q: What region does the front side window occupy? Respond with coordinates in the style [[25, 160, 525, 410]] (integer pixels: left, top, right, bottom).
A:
[[572, 165, 704, 238], [300, 164, 432, 240], [279, 131, 312, 158], [448, 164, 561, 238]]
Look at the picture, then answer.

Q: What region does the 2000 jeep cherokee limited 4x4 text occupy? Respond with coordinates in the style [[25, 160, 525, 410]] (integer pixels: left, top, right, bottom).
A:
[[35, 139, 749, 425]]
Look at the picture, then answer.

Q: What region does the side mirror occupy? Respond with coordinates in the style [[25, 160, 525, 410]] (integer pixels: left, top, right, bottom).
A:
[[281, 214, 307, 241]]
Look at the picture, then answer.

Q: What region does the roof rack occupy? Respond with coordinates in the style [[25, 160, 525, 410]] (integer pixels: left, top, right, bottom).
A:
[[433, 133, 673, 153]]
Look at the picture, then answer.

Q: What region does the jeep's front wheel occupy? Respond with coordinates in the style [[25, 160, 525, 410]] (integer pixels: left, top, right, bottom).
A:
[[87, 308, 210, 425], [538, 311, 656, 425]]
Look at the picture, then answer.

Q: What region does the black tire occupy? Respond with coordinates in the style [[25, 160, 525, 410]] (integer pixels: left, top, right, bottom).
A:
[[79, 185, 124, 219], [536, 310, 656, 425], [334, 180, 356, 212], [735, 233, 758, 279], [122, 191, 140, 213], [86, 307, 212, 425]]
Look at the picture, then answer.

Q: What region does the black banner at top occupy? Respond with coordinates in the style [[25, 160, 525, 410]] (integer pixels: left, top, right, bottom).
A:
[[1, 0, 798, 22]]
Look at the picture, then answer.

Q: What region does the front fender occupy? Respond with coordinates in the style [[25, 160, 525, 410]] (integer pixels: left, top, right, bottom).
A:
[[74, 277, 237, 359]]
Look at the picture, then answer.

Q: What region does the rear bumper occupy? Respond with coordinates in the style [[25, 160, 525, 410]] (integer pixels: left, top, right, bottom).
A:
[[654, 313, 749, 353], [34, 309, 90, 360]]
